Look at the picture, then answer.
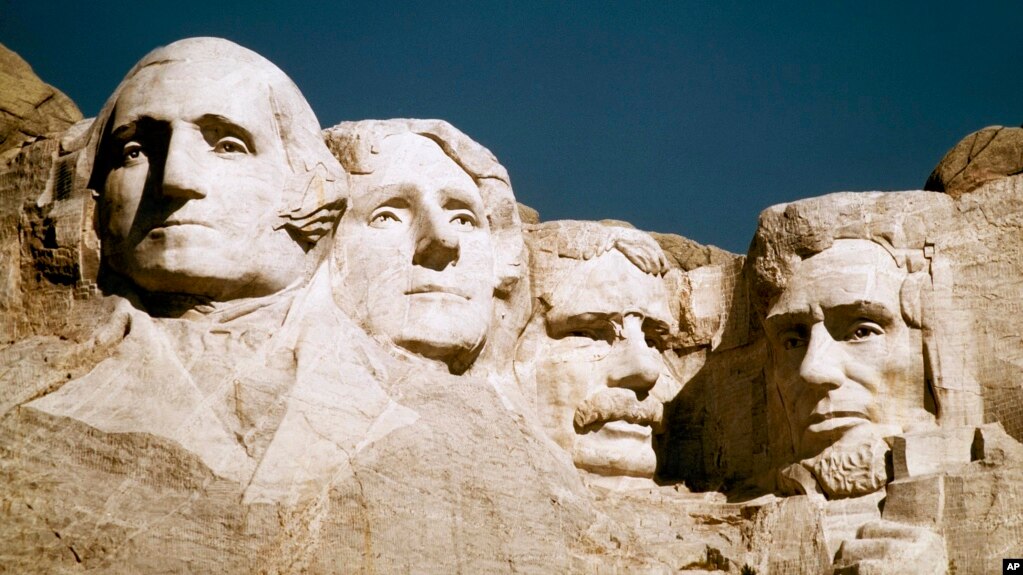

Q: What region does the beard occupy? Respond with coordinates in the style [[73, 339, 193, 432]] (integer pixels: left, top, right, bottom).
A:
[[573, 387, 664, 431], [805, 434, 890, 499]]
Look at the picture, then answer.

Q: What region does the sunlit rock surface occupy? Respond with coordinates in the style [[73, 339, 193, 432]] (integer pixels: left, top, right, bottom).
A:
[[1, 39, 1021, 574]]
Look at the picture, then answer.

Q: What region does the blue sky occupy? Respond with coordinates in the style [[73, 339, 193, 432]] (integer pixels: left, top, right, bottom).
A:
[[4, 1, 1021, 253]]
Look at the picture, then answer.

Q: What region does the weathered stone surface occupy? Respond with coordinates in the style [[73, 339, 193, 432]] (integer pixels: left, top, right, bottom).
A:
[[650, 230, 739, 272], [3, 39, 1023, 575], [0, 43, 82, 158], [0, 39, 602, 574], [737, 184, 1023, 573], [925, 125, 1023, 198], [517, 201, 540, 224], [518, 220, 683, 485]]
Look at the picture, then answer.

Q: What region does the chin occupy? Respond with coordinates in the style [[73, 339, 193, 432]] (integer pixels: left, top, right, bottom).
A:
[[401, 313, 487, 348], [572, 426, 657, 478], [120, 257, 253, 299], [393, 326, 485, 373]]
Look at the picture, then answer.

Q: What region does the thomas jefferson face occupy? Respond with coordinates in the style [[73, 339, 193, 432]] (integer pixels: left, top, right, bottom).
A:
[[98, 61, 305, 300], [764, 240, 930, 460], [530, 250, 677, 478], [333, 132, 497, 370]]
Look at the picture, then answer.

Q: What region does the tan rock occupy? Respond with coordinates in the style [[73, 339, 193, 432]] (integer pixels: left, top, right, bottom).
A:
[[1, 39, 601, 573], [517, 220, 683, 484], [925, 125, 1023, 198], [0, 44, 82, 158], [3, 35, 1023, 575]]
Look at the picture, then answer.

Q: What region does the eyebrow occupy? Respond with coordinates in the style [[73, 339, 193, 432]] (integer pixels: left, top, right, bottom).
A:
[[763, 309, 818, 337], [437, 186, 485, 213], [358, 183, 414, 208], [547, 310, 672, 334], [194, 114, 257, 150], [546, 310, 614, 327], [827, 300, 897, 323], [108, 114, 257, 144], [764, 299, 896, 330], [109, 120, 139, 143]]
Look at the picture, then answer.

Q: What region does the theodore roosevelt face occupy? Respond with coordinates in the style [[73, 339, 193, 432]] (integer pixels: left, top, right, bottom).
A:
[[530, 249, 677, 478]]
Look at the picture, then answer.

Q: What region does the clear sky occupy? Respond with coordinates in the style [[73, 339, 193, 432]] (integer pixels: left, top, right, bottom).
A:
[[3, 1, 1021, 253]]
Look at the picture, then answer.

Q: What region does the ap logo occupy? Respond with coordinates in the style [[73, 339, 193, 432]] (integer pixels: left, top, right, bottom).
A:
[[1006, 559, 1023, 573]]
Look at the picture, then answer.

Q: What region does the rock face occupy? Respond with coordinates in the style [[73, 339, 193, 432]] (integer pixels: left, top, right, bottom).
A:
[[2, 38, 1022, 574], [0, 43, 82, 158], [925, 125, 1023, 198]]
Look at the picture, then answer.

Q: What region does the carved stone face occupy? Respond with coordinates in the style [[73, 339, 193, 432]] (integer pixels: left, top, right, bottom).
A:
[[764, 239, 929, 461], [531, 250, 676, 478], [99, 62, 306, 300], [334, 132, 496, 370]]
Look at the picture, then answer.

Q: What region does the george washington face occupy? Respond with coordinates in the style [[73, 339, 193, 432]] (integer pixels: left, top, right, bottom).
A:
[[99, 62, 305, 300]]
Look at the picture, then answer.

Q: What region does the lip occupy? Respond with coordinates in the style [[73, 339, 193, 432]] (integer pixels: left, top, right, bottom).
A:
[[405, 284, 471, 300], [808, 410, 869, 423], [805, 410, 870, 432], [148, 219, 212, 233], [589, 421, 653, 440]]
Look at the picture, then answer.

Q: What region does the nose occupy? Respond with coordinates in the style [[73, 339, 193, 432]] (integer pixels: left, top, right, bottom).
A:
[[159, 125, 207, 200], [605, 314, 661, 396], [412, 207, 460, 271], [798, 322, 844, 391]]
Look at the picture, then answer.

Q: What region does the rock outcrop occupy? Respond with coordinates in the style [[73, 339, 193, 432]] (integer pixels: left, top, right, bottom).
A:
[[0, 43, 82, 158], [1, 39, 1021, 574], [925, 124, 1023, 198]]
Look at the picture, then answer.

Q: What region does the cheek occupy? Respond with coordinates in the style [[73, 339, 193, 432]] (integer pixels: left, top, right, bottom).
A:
[[103, 169, 147, 237], [537, 355, 590, 420], [212, 161, 287, 221], [459, 233, 495, 273], [843, 337, 901, 392], [542, 349, 606, 401], [338, 230, 414, 310], [770, 350, 806, 405]]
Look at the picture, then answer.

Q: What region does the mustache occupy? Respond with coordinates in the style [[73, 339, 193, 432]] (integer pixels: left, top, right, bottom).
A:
[[573, 388, 664, 431]]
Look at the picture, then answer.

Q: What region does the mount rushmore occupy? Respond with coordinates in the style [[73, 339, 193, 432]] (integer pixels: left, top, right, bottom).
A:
[[1, 37, 1021, 574]]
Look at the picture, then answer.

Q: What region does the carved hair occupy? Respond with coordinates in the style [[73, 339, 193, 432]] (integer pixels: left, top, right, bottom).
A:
[[324, 119, 525, 297], [748, 191, 983, 456], [747, 191, 938, 324], [524, 220, 670, 301], [79, 37, 347, 249]]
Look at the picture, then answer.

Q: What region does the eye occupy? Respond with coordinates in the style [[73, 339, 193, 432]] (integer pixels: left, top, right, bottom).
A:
[[449, 211, 477, 230], [782, 337, 805, 350], [121, 142, 145, 164], [778, 328, 808, 351], [213, 136, 249, 154], [563, 322, 616, 344], [370, 210, 403, 228], [846, 321, 884, 342]]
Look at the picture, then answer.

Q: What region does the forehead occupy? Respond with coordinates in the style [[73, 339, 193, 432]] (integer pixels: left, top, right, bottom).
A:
[[768, 239, 906, 318], [546, 250, 672, 323], [357, 132, 478, 199], [111, 62, 276, 134]]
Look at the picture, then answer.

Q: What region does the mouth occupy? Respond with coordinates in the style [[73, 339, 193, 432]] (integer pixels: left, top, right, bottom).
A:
[[805, 410, 870, 432], [593, 420, 654, 440], [405, 284, 471, 300], [147, 219, 211, 234]]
